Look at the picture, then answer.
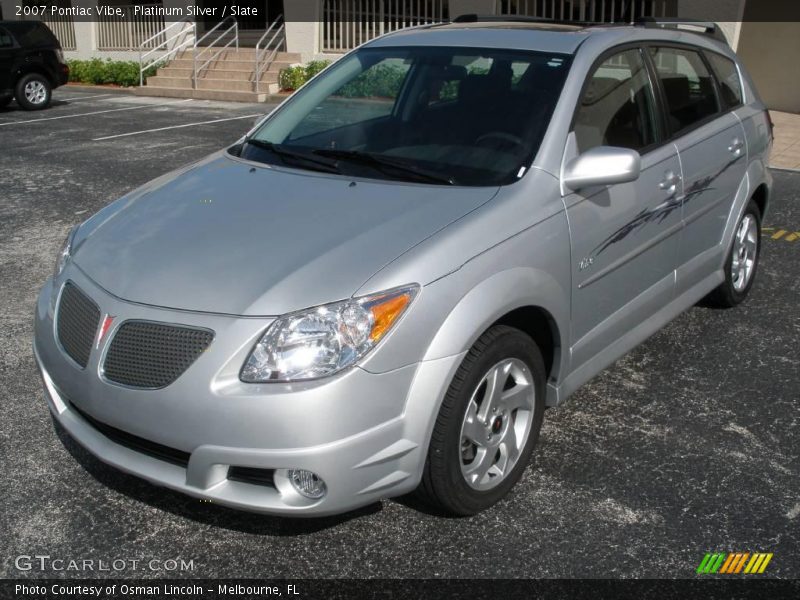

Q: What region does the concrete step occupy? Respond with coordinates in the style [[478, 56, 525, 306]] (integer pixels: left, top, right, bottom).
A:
[[146, 76, 193, 89], [179, 49, 301, 62], [196, 78, 257, 92], [133, 86, 271, 103], [168, 58, 292, 71], [157, 67, 280, 83]]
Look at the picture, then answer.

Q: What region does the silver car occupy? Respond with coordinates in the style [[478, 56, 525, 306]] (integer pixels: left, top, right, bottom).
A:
[[34, 17, 773, 517]]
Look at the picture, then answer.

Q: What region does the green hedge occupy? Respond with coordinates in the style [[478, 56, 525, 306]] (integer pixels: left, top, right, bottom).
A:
[[278, 60, 332, 91], [67, 59, 161, 87]]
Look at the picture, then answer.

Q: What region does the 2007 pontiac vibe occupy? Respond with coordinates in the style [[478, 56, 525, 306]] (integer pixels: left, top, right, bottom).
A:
[[34, 17, 772, 516]]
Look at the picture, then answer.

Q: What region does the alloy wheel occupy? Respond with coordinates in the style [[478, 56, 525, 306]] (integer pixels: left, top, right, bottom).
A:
[[732, 213, 758, 292], [459, 358, 536, 491], [24, 81, 47, 105]]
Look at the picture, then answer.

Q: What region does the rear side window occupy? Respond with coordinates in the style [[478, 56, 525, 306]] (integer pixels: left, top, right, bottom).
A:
[[0, 27, 14, 49], [706, 52, 743, 109], [574, 49, 659, 153], [4, 22, 57, 48], [649, 47, 720, 136]]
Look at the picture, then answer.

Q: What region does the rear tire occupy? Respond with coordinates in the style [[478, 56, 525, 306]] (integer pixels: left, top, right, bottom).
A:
[[703, 199, 761, 308], [14, 73, 52, 111], [415, 325, 546, 516]]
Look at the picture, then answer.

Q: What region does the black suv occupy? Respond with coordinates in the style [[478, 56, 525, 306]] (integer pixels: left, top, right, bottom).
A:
[[0, 21, 69, 110]]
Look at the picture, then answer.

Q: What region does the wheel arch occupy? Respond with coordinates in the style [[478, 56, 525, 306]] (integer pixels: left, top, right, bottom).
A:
[[751, 182, 769, 219], [421, 267, 569, 393], [15, 64, 56, 87]]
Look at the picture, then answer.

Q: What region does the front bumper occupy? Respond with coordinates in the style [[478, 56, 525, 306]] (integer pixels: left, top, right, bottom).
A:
[[34, 271, 463, 516]]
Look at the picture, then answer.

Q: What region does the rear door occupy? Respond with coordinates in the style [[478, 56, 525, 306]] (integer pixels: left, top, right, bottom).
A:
[[566, 47, 682, 368], [0, 27, 16, 93], [648, 45, 747, 290]]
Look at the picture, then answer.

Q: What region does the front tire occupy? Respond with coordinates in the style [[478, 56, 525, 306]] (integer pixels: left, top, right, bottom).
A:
[[416, 325, 546, 516], [704, 199, 761, 308], [15, 73, 52, 110]]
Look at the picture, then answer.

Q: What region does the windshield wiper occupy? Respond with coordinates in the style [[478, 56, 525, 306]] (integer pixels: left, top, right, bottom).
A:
[[312, 149, 456, 185], [245, 138, 341, 174]]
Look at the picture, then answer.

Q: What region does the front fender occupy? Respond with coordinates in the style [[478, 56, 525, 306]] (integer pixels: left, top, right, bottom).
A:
[[422, 266, 567, 366]]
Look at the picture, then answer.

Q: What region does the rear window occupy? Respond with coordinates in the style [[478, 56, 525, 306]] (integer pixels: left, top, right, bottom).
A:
[[3, 21, 58, 48], [706, 52, 743, 109]]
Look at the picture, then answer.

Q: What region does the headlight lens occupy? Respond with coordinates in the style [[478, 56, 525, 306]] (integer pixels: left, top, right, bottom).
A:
[[241, 285, 418, 383], [54, 226, 78, 279]]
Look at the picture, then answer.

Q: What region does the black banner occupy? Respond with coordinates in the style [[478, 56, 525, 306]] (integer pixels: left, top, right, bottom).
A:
[[3, 579, 800, 600], [7, 0, 800, 24]]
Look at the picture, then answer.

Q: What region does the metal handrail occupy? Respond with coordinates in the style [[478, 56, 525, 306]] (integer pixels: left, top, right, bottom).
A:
[[193, 16, 239, 85], [138, 16, 196, 86], [254, 15, 286, 93]]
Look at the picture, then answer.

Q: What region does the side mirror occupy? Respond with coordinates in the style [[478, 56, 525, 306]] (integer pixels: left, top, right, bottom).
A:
[[563, 146, 642, 192]]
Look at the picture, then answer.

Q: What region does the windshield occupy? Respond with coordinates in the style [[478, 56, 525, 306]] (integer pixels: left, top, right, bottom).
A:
[[240, 46, 572, 186]]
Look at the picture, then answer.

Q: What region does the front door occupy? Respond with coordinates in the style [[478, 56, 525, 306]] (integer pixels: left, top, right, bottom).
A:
[[566, 47, 681, 369]]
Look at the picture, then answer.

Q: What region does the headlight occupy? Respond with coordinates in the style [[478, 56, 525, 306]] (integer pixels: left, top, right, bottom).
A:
[[241, 285, 419, 383], [54, 226, 78, 279]]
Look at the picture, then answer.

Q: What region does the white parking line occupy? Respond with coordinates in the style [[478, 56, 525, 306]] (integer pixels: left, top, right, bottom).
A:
[[0, 99, 193, 127], [57, 93, 114, 103], [92, 114, 262, 140]]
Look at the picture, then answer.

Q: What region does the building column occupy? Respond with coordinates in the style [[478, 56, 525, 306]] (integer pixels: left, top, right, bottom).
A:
[[69, 21, 96, 59], [283, 0, 320, 62], [0, 0, 17, 21]]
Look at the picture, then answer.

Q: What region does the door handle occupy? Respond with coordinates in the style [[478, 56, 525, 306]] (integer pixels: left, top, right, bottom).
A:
[[728, 138, 744, 154], [659, 171, 681, 192]]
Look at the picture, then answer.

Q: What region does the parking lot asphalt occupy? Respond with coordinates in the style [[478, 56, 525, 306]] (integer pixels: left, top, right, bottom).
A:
[[0, 88, 798, 579]]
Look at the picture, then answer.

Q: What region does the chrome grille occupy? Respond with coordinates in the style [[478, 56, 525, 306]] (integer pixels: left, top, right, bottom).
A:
[[56, 283, 100, 368], [103, 321, 214, 389]]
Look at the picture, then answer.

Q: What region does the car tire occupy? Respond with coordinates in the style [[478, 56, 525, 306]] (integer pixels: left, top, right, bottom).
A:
[[703, 199, 762, 308], [415, 325, 546, 516], [14, 73, 52, 110]]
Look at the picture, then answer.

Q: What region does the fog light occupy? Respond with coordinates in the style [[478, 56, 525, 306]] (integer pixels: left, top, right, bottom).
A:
[[287, 469, 326, 499]]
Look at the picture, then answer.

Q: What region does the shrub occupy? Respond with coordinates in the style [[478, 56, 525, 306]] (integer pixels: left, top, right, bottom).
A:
[[337, 63, 406, 98], [278, 60, 332, 92], [66, 59, 162, 87], [305, 60, 331, 79], [278, 65, 307, 91]]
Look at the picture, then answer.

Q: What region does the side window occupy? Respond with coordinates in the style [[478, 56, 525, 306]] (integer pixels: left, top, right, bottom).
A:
[[574, 49, 658, 153], [0, 28, 14, 49], [706, 52, 743, 109], [649, 47, 720, 135]]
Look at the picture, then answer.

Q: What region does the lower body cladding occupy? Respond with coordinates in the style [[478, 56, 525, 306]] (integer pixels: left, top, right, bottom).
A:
[[33, 274, 463, 516]]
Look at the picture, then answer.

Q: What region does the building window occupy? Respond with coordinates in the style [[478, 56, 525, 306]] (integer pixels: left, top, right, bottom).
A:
[[498, 0, 677, 22], [322, 0, 449, 52]]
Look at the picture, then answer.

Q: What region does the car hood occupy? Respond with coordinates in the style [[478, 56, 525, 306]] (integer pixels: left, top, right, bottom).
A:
[[73, 153, 498, 316]]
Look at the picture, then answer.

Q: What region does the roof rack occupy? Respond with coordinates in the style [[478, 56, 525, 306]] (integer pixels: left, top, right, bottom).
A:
[[634, 17, 728, 43], [451, 14, 598, 28], [451, 14, 728, 44]]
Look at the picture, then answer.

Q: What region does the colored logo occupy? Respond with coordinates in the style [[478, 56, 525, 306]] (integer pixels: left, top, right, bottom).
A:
[[697, 552, 773, 574], [96, 314, 116, 348]]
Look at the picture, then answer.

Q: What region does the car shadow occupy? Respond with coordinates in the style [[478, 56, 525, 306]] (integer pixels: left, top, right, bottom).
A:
[[0, 99, 69, 113], [51, 416, 383, 535]]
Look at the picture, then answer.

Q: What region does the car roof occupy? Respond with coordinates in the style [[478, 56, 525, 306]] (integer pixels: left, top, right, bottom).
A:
[[366, 20, 731, 57]]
